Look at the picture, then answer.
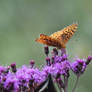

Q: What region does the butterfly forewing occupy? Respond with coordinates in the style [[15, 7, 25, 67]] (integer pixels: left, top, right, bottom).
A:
[[50, 24, 78, 44]]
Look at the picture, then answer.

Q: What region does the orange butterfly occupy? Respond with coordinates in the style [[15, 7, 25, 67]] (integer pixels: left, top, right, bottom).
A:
[[35, 24, 78, 49]]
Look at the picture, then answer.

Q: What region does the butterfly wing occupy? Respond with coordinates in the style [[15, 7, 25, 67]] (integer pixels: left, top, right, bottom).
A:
[[35, 34, 62, 48], [50, 24, 78, 45], [35, 24, 78, 49]]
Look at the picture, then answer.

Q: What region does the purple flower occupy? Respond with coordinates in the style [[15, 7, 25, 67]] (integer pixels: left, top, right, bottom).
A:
[[86, 56, 92, 65], [0, 66, 5, 74], [16, 65, 46, 85], [45, 57, 51, 66], [52, 48, 58, 56], [43, 60, 70, 78], [44, 46, 49, 56], [54, 54, 68, 63], [29, 60, 35, 68], [10, 63, 17, 73], [71, 58, 86, 76], [0, 66, 10, 75], [4, 72, 19, 91]]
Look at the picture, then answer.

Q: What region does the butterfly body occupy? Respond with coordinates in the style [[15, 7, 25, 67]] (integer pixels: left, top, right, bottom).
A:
[[35, 24, 78, 49]]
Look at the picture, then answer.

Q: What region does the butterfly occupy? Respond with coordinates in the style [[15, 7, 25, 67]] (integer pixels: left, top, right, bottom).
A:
[[35, 24, 78, 49]]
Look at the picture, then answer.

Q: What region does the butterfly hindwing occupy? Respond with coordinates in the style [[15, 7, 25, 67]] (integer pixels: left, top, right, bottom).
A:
[[35, 34, 62, 48]]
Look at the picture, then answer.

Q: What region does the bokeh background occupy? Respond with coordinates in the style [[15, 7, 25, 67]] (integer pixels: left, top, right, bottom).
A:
[[0, 0, 92, 92]]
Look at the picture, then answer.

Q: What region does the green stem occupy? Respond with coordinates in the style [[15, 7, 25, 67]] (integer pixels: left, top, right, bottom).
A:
[[72, 76, 80, 92], [57, 82, 62, 92], [64, 77, 68, 92]]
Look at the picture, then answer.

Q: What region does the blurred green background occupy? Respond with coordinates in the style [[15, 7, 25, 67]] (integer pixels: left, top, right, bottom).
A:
[[0, 0, 92, 92]]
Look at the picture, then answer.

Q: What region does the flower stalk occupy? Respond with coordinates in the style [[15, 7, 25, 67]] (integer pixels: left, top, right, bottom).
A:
[[72, 75, 80, 92], [64, 77, 68, 92]]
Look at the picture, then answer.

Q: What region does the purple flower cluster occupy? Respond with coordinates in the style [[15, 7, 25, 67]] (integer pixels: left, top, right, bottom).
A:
[[71, 58, 86, 76], [0, 46, 91, 92]]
